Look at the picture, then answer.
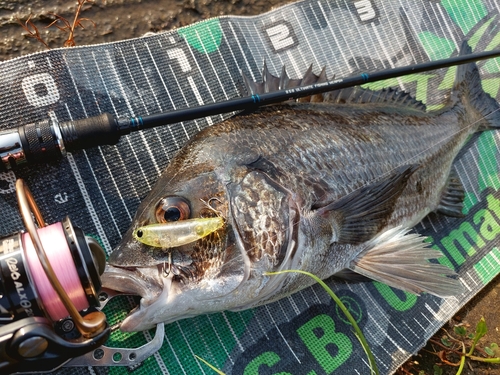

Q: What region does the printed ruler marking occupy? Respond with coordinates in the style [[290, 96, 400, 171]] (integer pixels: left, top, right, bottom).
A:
[[195, 29, 230, 100], [143, 329, 170, 374], [370, 23, 407, 91], [458, 158, 480, 202], [462, 271, 475, 292], [222, 311, 245, 353], [213, 32, 238, 90], [146, 42, 180, 110], [167, 65, 200, 133], [67, 56, 135, 217], [253, 21, 281, 74], [60, 57, 128, 242], [291, 8, 322, 68], [307, 2, 337, 66], [116, 45, 171, 162], [254, 309, 270, 340], [471, 143, 486, 201], [318, 1, 350, 70], [117, 43, 170, 162], [184, 40, 223, 124], [399, 7, 419, 64], [206, 315, 234, 364], [264, 305, 302, 364], [286, 295, 301, 315], [164, 333, 188, 375], [187, 75, 214, 127], [176, 321, 207, 374], [66, 152, 112, 252], [222, 23, 247, 81], [433, 2, 460, 50], [228, 21, 257, 81]]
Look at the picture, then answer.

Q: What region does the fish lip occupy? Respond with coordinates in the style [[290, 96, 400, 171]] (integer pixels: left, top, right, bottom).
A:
[[120, 273, 174, 332], [101, 264, 163, 304]]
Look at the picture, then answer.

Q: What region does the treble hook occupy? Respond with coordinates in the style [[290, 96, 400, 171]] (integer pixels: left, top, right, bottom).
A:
[[162, 250, 173, 277]]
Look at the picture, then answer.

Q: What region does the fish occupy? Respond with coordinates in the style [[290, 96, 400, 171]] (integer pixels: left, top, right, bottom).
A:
[[102, 41, 500, 332]]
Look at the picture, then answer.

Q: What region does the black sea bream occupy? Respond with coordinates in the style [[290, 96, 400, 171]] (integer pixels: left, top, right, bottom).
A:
[[102, 42, 500, 332]]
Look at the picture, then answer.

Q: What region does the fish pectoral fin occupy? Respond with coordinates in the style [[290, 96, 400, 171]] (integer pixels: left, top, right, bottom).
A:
[[349, 226, 464, 297], [317, 165, 418, 245], [435, 168, 465, 218]]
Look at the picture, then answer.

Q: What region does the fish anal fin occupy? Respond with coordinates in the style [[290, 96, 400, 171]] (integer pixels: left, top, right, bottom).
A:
[[317, 165, 418, 244], [350, 226, 464, 297], [436, 168, 465, 218], [332, 269, 372, 283]]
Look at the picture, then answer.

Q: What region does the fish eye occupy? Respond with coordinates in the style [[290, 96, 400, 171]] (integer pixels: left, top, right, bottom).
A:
[[156, 196, 191, 222]]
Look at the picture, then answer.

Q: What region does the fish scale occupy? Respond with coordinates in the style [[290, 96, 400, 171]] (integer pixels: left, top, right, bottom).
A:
[[225, 106, 459, 220]]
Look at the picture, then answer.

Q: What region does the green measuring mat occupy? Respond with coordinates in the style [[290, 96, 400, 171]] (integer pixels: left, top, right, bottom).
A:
[[0, 0, 499, 374]]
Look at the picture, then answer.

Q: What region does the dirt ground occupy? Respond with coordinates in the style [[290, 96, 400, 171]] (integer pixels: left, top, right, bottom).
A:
[[1, 1, 499, 374]]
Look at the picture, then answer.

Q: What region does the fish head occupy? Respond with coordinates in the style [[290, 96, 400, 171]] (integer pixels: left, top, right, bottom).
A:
[[104, 164, 246, 331], [102, 137, 297, 331]]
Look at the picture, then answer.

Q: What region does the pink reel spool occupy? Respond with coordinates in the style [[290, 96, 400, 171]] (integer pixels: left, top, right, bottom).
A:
[[23, 222, 89, 321]]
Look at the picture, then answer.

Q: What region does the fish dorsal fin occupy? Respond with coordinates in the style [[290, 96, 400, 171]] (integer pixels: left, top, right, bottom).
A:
[[242, 62, 329, 103], [349, 226, 464, 297], [323, 86, 427, 110], [316, 165, 418, 245], [435, 168, 465, 218], [242, 63, 426, 110]]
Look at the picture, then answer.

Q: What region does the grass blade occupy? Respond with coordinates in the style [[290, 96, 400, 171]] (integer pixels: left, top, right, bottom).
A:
[[265, 269, 379, 375]]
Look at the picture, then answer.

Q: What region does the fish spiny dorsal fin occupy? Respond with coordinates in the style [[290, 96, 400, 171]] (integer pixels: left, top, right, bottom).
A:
[[242, 63, 426, 110], [241, 63, 330, 101]]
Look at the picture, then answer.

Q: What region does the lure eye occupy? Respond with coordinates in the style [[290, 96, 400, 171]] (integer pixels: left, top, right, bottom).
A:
[[156, 196, 191, 223]]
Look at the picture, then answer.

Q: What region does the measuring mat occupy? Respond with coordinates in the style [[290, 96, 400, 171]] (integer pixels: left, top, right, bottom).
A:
[[0, 0, 499, 374]]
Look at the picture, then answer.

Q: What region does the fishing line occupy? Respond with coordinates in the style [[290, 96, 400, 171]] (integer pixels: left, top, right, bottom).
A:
[[23, 222, 89, 321]]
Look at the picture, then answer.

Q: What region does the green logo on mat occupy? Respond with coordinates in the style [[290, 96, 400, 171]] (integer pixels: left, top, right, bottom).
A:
[[178, 18, 223, 54], [297, 315, 352, 373]]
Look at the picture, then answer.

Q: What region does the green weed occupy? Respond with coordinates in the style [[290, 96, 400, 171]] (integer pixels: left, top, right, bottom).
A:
[[196, 269, 379, 375]]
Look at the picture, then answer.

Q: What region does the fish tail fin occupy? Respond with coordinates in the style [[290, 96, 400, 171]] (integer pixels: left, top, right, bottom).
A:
[[453, 40, 500, 130]]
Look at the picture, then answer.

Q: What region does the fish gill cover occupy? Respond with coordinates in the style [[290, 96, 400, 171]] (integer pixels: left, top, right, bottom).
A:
[[0, 0, 499, 374]]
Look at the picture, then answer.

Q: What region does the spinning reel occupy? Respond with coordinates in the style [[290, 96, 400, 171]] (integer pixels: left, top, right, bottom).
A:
[[0, 179, 163, 374]]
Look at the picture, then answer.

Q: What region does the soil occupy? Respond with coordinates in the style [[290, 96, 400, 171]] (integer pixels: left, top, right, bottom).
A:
[[0, 1, 499, 374]]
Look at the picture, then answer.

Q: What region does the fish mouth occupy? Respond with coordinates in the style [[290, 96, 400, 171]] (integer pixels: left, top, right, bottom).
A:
[[101, 264, 167, 328], [101, 262, 195, 331], [101, 265, 163, 299]]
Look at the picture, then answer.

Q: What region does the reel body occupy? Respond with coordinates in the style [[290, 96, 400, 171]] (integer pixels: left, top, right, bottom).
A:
[[0, 179, 110, 373], [0, 180, 164, 373]]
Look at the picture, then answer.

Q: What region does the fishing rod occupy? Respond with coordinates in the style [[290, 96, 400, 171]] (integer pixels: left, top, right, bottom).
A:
[[2, 47, 500, 171]]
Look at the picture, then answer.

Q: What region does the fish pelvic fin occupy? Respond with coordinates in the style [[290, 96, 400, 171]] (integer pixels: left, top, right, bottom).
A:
[[317, 165, 418, 245], [453, 40, 500, 130], [436, 168, 465, 218], [349, 226, 464, 297]]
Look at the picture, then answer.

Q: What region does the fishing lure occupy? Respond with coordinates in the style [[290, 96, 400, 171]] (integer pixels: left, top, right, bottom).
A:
[[133, 217, 224, 248]]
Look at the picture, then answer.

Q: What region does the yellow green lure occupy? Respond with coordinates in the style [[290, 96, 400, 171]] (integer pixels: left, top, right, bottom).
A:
[[133, 217, 224, 248]]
